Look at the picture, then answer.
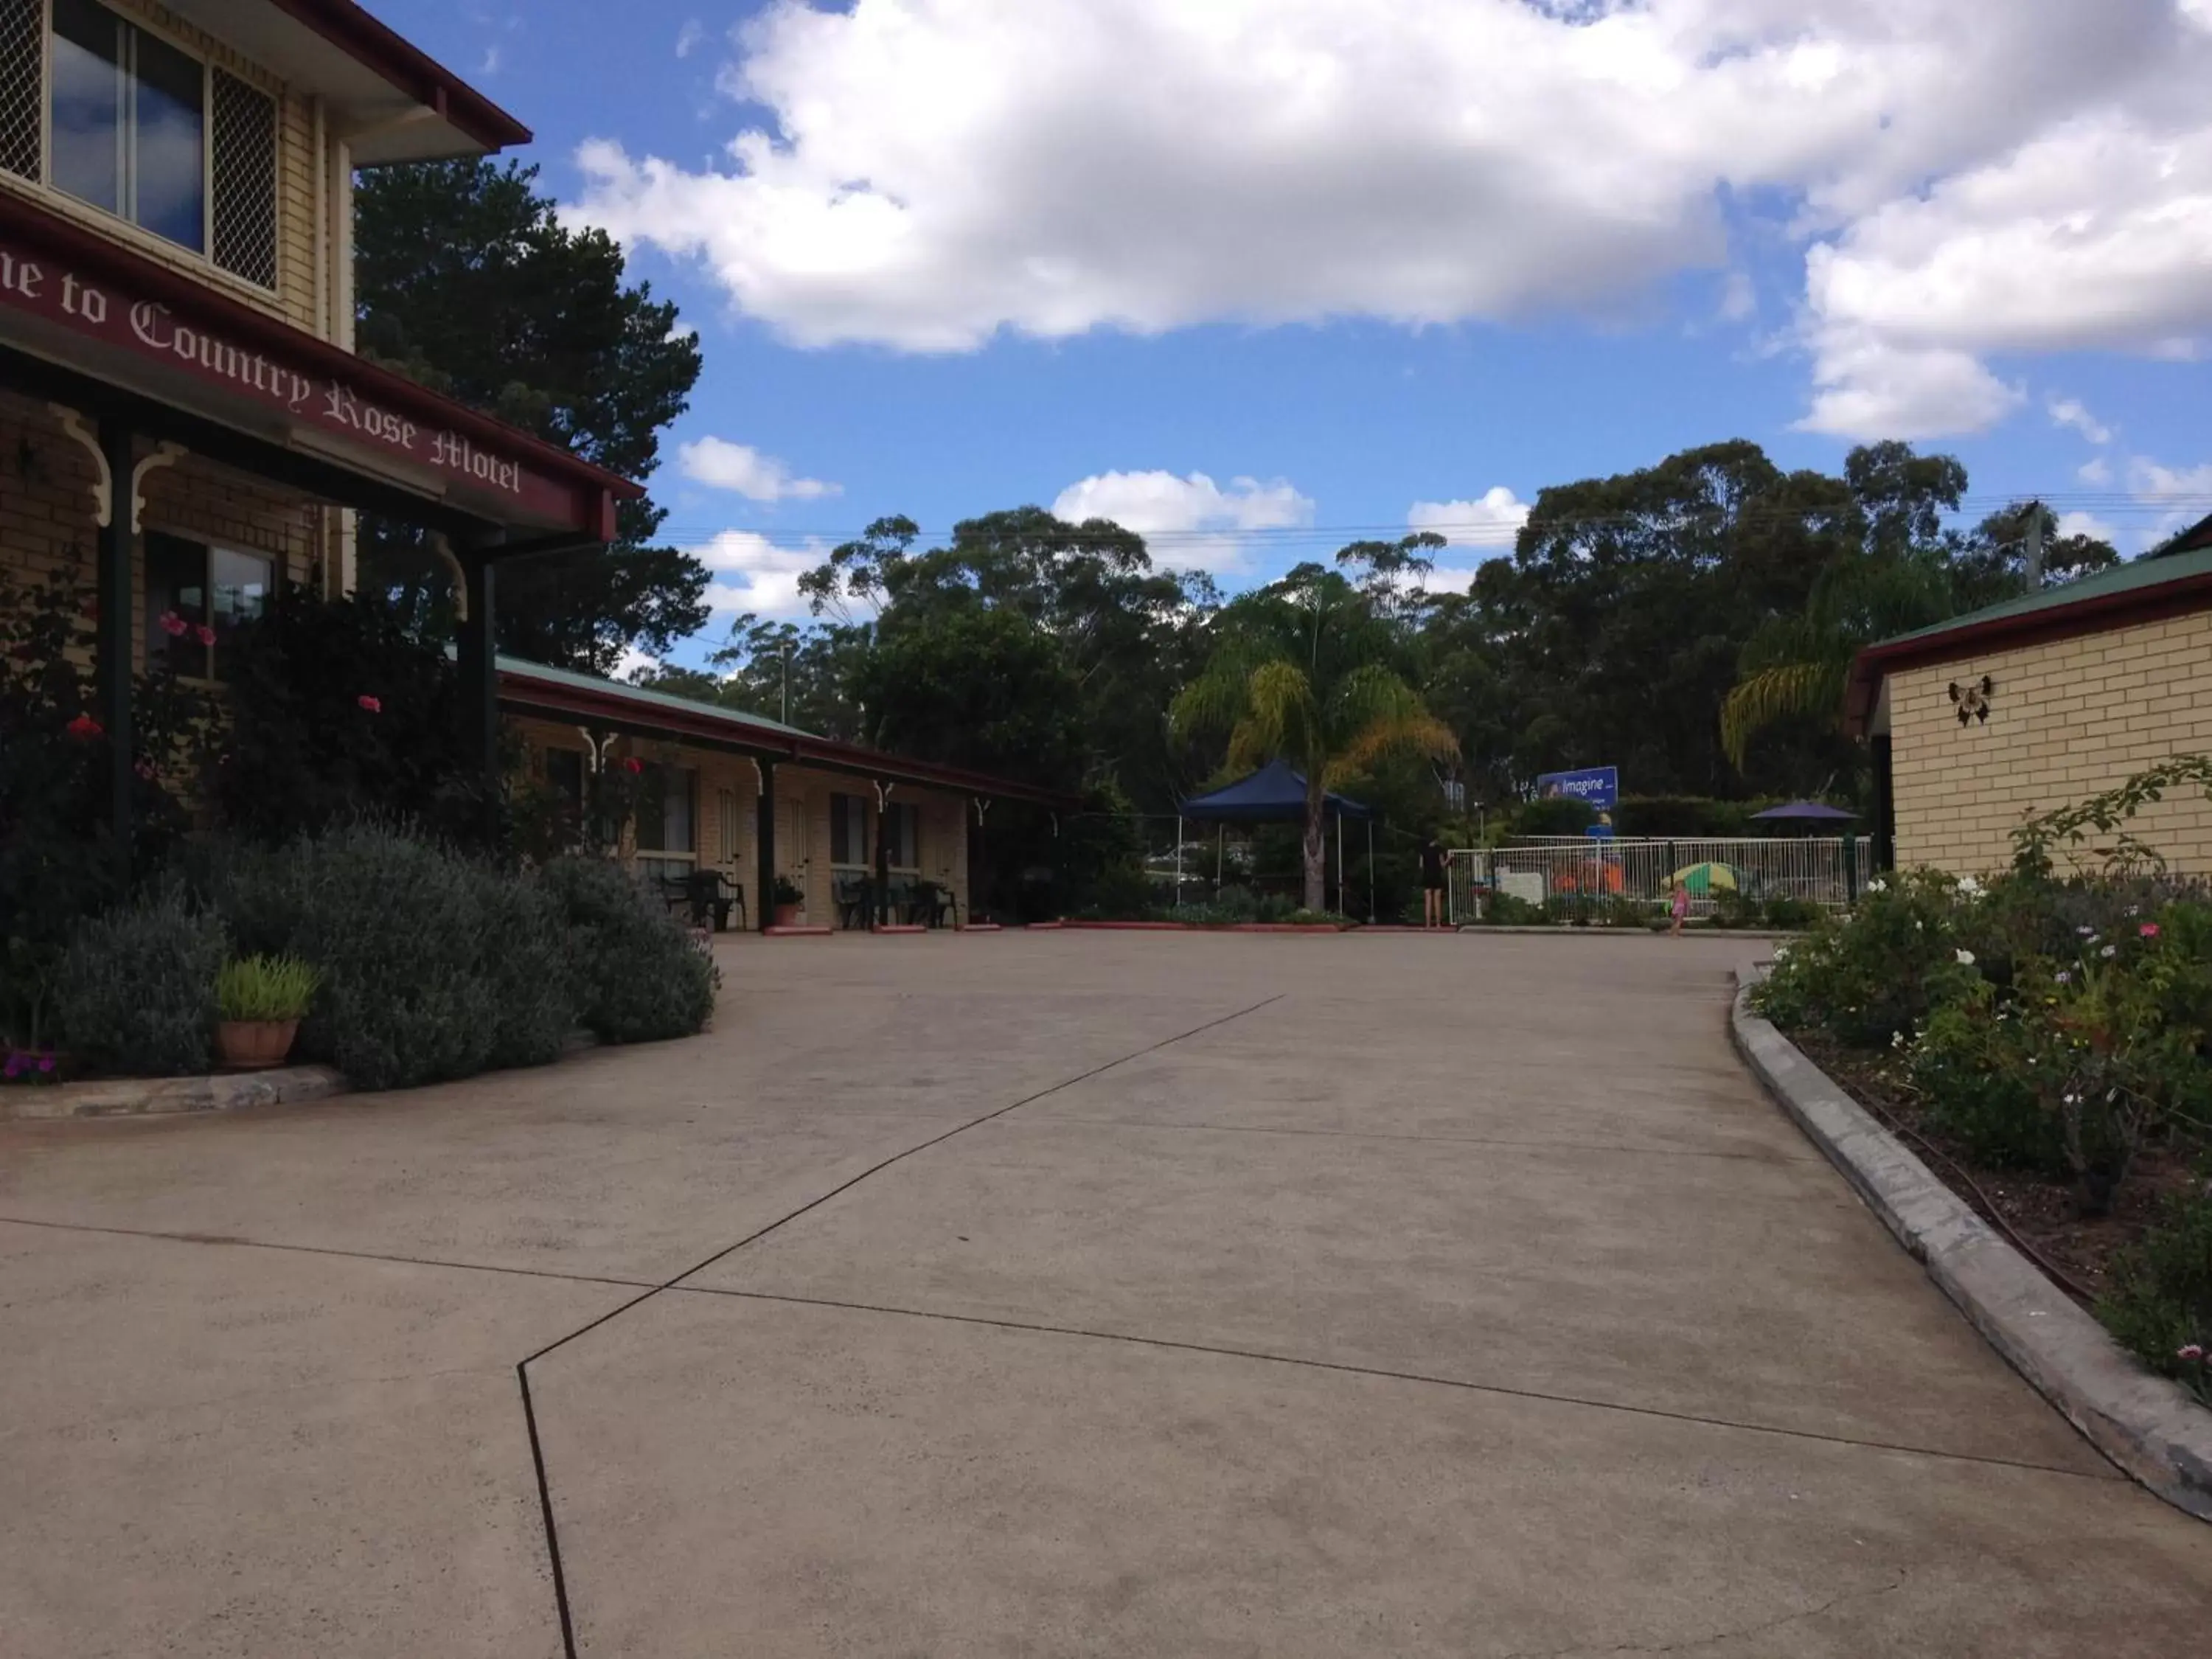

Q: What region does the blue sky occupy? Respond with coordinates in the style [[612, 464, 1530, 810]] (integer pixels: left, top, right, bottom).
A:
[[378, 1, 2212, 667]]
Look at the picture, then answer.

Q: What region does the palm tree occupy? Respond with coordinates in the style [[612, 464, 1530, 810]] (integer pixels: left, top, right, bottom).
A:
[[1172, 568, 1456, 911], [1720, 551, 1956, 772]]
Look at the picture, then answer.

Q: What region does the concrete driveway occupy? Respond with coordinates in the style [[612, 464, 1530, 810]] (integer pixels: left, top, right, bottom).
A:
[[2, 933, 2205, 1658]]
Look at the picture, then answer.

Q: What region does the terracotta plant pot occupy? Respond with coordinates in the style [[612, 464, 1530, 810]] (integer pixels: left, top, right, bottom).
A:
[[773, 903, 803, 928], [217, 1019, 299, 1071]]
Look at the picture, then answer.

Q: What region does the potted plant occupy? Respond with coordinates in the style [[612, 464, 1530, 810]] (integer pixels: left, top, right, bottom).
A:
[[771, 876, 806, 928], [215, 954, 322, 1071]]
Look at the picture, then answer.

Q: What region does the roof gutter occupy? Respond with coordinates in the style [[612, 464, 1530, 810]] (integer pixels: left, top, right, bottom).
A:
[[1845, 565, 2212, 736]]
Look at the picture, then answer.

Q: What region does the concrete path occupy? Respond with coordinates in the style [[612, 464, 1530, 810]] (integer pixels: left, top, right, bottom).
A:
[[2, 933, 2205, 1657]]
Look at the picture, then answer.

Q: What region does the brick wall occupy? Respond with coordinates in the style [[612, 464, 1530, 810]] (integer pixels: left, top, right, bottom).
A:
[[1888, 607, 2212, 876], [511, 717, 974, 925], [0, 394, 321, 672]]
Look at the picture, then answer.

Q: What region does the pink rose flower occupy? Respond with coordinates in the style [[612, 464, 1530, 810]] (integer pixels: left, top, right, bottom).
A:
[[357, 695, 382, 714], [194, 625, 217, 647], [2181, 1344, 2205, 1363], [159, 611, 188, 637], [2140, 922, 2160, 939]]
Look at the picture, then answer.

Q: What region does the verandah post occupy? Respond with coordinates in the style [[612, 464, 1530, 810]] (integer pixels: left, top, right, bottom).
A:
[[96, 417, 134, 883], [756, 759, 777, 931]]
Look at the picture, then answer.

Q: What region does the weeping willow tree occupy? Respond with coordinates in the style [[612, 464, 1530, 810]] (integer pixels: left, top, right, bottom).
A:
[[1720, 552, 1958, 771], [1172, 565, 1456, 911]]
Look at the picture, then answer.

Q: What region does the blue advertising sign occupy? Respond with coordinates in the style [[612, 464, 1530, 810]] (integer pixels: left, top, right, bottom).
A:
[[1536, 766, 1619, 838]]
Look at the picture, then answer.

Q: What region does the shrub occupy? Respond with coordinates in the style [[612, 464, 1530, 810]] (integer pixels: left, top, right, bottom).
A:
[[1761, 895, 1823, 931], [52, 891, 225, 1077], [1514, 796, 1596, 838], [538, 856, 717, 1044], [211, 585, 509, 855], [196, 824, 576, 1090], [2099, 1180, 2212, 1405], [1905, 995, 2069, 1178], [1, 566, 215, 1054], [1752, 870, 1980, 1048], [215, 955, 323, 1023]]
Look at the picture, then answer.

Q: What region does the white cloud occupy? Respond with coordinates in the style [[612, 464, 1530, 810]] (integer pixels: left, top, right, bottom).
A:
[[2048, 397, 2113, 446], [1051, 470, 1312, 573], [568, 0, 2212, 433], [678, 436, 841, 503], [2079, 457, 2114, 485], [1407, 487, 1531, 550], [616, 645, 660, 681], [2128, 456, 2212, 498], [1718, 271, 1757, 323], [675, 18, 706, 59], [692, 529, 833, 619], [477, 45, 501, 76], [2055, 509, 2119, 544]]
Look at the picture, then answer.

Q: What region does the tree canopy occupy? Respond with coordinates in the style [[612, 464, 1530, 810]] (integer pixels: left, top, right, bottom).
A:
[[352, 159, 708, 673]]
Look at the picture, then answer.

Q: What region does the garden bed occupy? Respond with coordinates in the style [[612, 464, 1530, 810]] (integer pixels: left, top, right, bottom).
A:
[[1788, 1026, 2201, 1309]]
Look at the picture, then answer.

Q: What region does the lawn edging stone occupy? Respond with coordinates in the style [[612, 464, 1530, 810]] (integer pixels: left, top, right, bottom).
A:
[[4, 1065, 348, 1123], [1731, 971, 2212, 1524]]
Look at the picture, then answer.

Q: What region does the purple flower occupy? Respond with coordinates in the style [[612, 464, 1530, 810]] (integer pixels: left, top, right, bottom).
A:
[[2054, 970, 2072, 984], [2, 1054, 19, 1080], [36, 1054, 55, 1075]]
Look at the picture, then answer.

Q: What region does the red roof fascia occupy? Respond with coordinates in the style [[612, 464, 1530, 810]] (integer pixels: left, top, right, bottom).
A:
[[499, 672, 1079, 808], [3, 191, 641, 521], [264, 0, 532, 151], [1844, 567, 2212, 736]]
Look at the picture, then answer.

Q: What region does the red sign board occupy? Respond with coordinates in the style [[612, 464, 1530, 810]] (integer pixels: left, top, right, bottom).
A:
[[0, 230, 608, 534]]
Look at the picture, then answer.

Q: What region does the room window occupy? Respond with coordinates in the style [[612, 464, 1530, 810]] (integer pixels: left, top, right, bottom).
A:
[[829, 791, 870, 867], [543, 747, 585, 812], [884, 802, 922, 871], [634, 762, 696, 858], [145, 532, 269, 682], [4, 0, 279, 285]]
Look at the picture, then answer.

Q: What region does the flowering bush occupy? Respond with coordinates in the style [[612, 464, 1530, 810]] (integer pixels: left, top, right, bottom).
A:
[[2100, 1180, 2212, 1405], [1, 567, 215, 1058], [1751, 869, 1980, 1048]]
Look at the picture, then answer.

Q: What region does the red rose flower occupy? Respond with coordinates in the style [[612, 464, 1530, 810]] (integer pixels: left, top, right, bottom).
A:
[[66, 714, 102, 739], [194, 625, 217, 647], [357, 695, 382, 714], [622, 757, 643, 774], [159, 611, 189, 638]]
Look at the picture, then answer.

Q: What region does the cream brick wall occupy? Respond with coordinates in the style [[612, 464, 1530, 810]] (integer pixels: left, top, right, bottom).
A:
[[511, 717, 974, 925], [0, 0, 331, 338], [1888, 607, 2212, 877], [1, 394, 321, 673]]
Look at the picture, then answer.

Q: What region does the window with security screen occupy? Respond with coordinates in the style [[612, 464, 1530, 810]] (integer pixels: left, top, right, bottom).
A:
[[0, 0, 39, 181], [209, 68, 276, 288], [2, 0, 282, 291]]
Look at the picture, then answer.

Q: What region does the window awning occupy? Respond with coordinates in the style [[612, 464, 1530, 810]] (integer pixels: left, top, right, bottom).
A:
[[0, 190, 639, 541]]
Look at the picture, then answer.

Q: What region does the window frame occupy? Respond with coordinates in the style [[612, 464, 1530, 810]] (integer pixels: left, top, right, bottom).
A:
[[142, 528, 271, 684], [633, 761, 698, 861], [19, 0, 276, 288]]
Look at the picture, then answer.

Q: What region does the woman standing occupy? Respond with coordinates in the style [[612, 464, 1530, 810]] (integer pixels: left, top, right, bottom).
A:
[[1421, 834, 1449, 929]]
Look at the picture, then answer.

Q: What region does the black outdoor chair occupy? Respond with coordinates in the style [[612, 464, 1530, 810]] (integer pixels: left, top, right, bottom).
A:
[[835, 874, 874, 931], [679, 869, 742, 933], [911, 880, 956, 929]]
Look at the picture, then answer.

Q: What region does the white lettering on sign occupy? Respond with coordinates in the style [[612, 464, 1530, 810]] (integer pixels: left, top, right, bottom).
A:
[[1, 240, 534, 504], [0, 251, 42, 299]]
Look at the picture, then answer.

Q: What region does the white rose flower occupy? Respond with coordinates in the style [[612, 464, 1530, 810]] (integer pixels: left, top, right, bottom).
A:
[[1955, 948, 1976, 967]]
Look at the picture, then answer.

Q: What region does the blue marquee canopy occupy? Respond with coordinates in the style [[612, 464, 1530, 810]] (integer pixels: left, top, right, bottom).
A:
[[1179, 759, 1375, 824]]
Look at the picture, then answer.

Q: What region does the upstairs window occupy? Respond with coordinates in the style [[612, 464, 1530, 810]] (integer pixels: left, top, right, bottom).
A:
[[51, 0, 204, 250], [1, 0, 278, 287]]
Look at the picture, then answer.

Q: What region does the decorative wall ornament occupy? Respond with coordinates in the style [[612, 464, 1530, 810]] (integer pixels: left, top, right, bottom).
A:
[[1949, 675, 1994, 726]]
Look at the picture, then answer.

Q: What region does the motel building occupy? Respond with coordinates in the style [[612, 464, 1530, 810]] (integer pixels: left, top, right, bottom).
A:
[[1, 0, 1059, 928], [1848, 521, 2212, 880]]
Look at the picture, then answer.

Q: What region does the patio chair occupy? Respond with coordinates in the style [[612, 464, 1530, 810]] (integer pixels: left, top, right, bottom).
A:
[[911, 880, 956, 928], [835, 874, 874, 931], [682, 869, 742, 933]]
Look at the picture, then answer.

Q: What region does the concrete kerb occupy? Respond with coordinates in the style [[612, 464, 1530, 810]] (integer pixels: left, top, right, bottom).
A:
[[1730, 971, 2212, 1523], [4, 1065, 347, 1123]]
